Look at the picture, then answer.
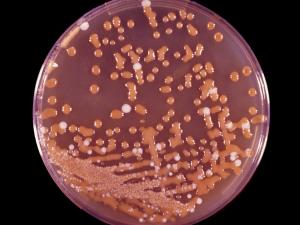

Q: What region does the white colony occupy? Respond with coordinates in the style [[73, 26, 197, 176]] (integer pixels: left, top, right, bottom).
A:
[[133, 62, 142, 71], [80, 22, 90, 31], [156, 143, 162, 150], [40, 127, 48, 134], [211, 151, 219, 160], [132, 148, 138, 154], [141, 0, 151, 8], [206, 169, 213, 177], [196, 197, 203, 205], [242, 121, 250, 129], [225, 121, 233, 129], [122, 104, 132, 113], [83, 139, 90, 146], [174, 154, 181, 161], [202, 107, 210, 116], [100, 147, 107, 154], [59, 121, 67, 129], [209, 87, 218, 94], [87, 150, 93, 155], [52, 62, 59, 68], [230, 152, 238, 161], [234, 159, 242, 167], [245, 148, 252, 157], [197, 174, 204, 180], [137, 148, 143, 154]]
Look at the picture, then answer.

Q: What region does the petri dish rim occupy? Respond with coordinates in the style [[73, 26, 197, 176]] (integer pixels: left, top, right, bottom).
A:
[[33, 0, 270, 224]]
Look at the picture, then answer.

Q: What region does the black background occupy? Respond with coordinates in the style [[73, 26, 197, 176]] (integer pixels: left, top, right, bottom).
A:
[[9, 0, 288, 224]]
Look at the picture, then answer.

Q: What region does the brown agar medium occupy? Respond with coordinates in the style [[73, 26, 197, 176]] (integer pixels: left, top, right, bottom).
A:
[[33, 0, 270, 224]]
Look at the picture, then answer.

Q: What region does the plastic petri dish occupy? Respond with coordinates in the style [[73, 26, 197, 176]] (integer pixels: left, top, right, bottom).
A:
[[33, 0, 270, 224]]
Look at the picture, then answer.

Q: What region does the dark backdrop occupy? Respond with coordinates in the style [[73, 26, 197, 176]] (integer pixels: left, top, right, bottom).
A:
[[10, 0, 287, 224]]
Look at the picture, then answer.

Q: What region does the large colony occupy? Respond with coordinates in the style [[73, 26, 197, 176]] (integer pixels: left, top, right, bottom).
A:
[[38, 0, 267, 223]]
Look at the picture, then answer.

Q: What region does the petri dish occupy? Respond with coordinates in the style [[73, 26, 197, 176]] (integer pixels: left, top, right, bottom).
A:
[[32, 0, 270, 224]]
